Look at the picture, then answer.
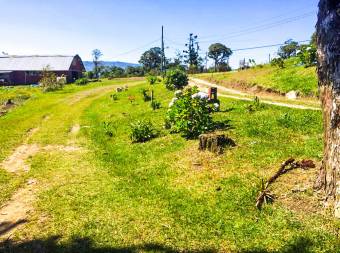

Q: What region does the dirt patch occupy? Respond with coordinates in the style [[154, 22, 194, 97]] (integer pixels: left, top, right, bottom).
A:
[[70, 124, 80, 134], [1, 144, 40, 173], [0, 179, 37, 239], [1, 144, 81, 173]]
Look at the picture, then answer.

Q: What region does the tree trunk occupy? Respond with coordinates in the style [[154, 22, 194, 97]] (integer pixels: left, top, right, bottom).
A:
[[314, 0, 340, 217]]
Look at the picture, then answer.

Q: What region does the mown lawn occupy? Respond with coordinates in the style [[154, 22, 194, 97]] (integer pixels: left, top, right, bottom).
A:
[[1, 79, 339, 252], [194, 58, 318, 97]]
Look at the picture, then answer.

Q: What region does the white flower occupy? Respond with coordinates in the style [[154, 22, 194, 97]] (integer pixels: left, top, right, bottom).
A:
[[168, 97, 178, 107], [191, 92, 208, 100]]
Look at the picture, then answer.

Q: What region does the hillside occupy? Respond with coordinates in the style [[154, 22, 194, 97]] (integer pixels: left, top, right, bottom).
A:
[[194, 58, 318, 97], [83, 61, 139, 71]]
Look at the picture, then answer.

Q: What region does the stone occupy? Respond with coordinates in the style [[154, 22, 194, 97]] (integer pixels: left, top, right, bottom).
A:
[[286, 90, 298, 100]]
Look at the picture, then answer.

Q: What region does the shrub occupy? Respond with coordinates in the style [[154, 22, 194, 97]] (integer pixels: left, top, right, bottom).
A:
[[110, 94, 118, 101], [75, 77, 89, 85], [130, 120, 157, 143], [245, 96, 264, 112], [164, 68, 188, 90], [140, 88, 151, 101], [297, 44, 317, 67], [151, 100, 161, 110], [147, 75, 158, 85], [165, 87, 214, 139], [84, 71, 94, 79], [271, 58, 285, 68], [40, 66, 63, 92]]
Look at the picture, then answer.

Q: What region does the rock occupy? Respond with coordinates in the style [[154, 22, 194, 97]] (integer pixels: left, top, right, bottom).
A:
[[286, 90, 298, 100]]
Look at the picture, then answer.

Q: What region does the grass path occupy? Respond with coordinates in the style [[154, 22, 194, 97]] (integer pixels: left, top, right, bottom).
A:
[[0, 79, 143, 238], [190, 77, 321, 111]]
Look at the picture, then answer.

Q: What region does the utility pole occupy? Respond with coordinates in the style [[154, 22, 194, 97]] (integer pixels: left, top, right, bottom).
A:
[[268, 53, 271, 63], [161, 26, 165, 75]]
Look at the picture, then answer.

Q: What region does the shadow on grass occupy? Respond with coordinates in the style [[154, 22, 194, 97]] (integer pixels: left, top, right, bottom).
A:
[[213, 119, 233, 131], [0, 235, 315, 253], [240, 237, 313, 253], [0, 220, 27, 237]]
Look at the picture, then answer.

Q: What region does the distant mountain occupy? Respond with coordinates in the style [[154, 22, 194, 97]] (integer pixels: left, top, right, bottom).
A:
[[83, 61, 139, 71]]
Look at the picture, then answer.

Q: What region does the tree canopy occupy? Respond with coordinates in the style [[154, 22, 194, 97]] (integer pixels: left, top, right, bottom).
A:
[[278, 39, 299, 59], [139, 47, 162, 73], [208, 43, 232, 71]]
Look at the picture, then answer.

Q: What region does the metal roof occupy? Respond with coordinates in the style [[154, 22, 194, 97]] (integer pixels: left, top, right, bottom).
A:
[[0, 55, 79, 71]]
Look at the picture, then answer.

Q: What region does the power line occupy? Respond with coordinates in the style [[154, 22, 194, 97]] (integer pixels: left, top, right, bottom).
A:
[[112, 38, 161, 58], [200, 12, 315, 43], [232, 40, 310, 52], [200, 11, 315, 40]]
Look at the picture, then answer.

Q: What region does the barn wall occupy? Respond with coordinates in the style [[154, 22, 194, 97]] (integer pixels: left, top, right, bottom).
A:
[[10, 71, 74, 85]]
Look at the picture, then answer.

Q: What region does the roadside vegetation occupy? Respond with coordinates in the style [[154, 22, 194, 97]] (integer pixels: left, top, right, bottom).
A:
[[194, 58, 318, 96]]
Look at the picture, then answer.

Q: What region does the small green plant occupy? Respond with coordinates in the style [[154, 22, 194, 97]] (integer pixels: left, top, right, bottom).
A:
[[40, 66, 64, 92], [165, 87, 214, 139], [110, 94, 118, 101], [102, 121, 116, 137], [147, 75, 158, 85], [75, 77, 89, 85], [164, 68, 188, 90], [271, 58, 285, 68], [277, 113, 294, 128], [140, 88, 151, 102], [151, 100, 161, 110], [245, 96, 264, 112], [130, 120, 157, 143]]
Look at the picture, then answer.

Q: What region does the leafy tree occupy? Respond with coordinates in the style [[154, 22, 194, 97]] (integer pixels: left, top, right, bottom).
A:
[[125, 66, 144, 77], [139, 47, 162, 73], [183, 33, 202, 73], [92, 49, 103, 78], [101, 66, 126, 78], [278, 39, 299, 59], [208, 43, 232, 71]]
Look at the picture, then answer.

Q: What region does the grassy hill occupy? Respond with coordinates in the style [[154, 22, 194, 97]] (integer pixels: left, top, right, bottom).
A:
[[1, 78, 339, 252], [194, 58, 318, 97]]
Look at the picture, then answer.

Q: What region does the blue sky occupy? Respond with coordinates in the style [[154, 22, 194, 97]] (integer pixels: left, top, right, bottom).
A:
[[0, 0, 318, 68]]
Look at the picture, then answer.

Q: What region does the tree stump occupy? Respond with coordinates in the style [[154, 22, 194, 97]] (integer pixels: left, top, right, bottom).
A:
[[198, 133, 236, 154]]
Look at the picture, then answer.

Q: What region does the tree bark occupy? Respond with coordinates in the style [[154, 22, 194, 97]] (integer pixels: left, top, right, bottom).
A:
[[314, 0, 340, 217]]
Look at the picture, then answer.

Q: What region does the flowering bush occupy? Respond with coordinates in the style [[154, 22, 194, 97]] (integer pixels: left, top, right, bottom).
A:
[[165, 87, 215, 139]]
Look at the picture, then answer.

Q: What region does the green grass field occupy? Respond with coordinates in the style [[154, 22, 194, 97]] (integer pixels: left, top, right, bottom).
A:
[[194, 58, 318, 97], [0, 79, 339, 252]]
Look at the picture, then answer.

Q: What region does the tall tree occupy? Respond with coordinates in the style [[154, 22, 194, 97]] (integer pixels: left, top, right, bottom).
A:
[[314, 0, 340, 218], [92, 49, 102, 78], [208, 43, 232, 71], [183, 33, 202, 73], [139, 47, 162, 74]]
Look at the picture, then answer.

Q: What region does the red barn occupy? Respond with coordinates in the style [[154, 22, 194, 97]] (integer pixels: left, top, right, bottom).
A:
[[0, 55, 85, 85]]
